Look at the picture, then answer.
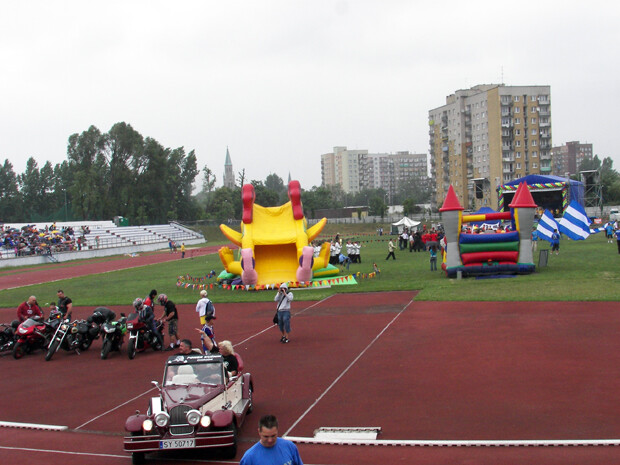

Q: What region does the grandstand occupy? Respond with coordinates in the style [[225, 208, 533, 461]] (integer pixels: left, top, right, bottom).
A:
[[0, 221, 204, 266]]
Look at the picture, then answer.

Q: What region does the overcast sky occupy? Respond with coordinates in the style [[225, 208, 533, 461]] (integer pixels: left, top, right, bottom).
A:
[[1, 0, 618, 191]]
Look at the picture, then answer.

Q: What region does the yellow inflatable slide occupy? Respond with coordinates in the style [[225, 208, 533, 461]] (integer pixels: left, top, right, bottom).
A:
[[218, 180, 330, 286]]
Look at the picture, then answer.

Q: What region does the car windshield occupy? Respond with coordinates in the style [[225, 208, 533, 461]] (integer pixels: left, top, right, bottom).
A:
[[164, 362, 224, 386]]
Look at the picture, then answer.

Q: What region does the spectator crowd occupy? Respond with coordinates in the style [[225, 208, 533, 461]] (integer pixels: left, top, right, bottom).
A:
[[1, 223, 92, 258]]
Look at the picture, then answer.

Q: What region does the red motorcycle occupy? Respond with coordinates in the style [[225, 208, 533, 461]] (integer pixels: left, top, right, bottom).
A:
[[12, 311, 62, 359], [126, 312, 164, 359]]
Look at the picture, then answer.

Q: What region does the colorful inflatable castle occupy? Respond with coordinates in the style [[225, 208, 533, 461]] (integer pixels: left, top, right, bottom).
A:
[[440, 182, 537, 278]]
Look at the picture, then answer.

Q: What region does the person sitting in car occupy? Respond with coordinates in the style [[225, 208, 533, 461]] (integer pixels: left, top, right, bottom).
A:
[[219, 340, 238, 377]]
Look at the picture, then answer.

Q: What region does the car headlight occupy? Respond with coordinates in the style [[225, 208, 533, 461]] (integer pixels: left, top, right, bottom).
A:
[[71, 326, 78, 334], [104, 326, 115, 333], [142, 419, 154, 432], [154, 412, 170, 427], [127, 323, 133, 330], [200, 415, 211, 428], [186, 409, 201, 426], [60, 324, 68, 331]]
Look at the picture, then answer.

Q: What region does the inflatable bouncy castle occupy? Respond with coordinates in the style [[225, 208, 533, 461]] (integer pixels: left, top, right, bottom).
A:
[[440, 182, 537, 278], [218, 181, 330, 286]]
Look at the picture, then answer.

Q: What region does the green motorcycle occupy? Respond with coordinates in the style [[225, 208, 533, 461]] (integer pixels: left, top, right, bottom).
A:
[[101, 314, 127, 360]]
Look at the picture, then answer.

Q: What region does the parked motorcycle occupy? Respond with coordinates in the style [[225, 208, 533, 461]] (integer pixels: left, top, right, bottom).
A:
[[45, 316, 100, 361], [100, 314, 127, 360], [0, 320, 18, 355], [13, 311, 61, 359], [126, 312, 164, 359]]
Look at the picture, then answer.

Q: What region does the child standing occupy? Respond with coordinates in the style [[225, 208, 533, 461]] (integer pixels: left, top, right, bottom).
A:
[[429, 245, 437, 271]]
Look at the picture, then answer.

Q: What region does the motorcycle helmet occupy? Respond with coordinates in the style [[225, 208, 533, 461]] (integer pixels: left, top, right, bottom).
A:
[[133, 298, 144, 310], [157, 294, 167, 305]]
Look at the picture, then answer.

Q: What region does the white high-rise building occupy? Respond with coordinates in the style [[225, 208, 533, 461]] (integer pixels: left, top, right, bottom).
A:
[[321, 146, 428, 200]]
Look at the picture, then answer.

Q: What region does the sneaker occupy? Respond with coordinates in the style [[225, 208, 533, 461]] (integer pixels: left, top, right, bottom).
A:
[[164, 346, 173, 351], [283, 338, 289, 344], [280, 336, 285, 343]]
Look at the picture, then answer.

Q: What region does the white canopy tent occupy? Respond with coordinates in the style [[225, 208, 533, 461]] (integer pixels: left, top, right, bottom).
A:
[[391, 217, 421, 234]]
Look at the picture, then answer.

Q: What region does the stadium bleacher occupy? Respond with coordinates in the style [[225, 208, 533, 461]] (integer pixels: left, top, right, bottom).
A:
[[1, 221, 204, 260]]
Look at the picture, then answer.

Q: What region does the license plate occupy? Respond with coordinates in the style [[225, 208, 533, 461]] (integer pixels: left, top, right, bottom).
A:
[[159, 438, 195, 449]]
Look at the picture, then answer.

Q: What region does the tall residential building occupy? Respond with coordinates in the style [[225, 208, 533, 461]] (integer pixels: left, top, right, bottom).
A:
[[321, 146, 368, 194], [428, 84, 551, 211], [223, 147, 235, 189], [321, 146, 428, 201], [551, 141, 593, 177]]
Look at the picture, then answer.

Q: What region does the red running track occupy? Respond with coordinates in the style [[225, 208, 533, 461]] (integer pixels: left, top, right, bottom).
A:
[[0, 245, 223, 290], [1, 293, 620, 464]]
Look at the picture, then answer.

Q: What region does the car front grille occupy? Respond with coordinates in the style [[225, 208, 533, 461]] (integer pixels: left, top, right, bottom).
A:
[[169, 405, 193, 435]]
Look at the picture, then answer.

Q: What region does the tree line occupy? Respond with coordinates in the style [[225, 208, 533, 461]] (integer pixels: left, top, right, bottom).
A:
[[3, 122, 617, 226], [0, 122, 433, 225], [1, 123, 200, 224]]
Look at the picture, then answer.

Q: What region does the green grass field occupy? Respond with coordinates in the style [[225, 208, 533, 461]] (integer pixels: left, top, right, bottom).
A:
[[1, 224, 618, 308]]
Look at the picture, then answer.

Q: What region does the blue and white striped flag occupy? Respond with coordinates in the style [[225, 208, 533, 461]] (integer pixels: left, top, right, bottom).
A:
[[536, 209, 558, 242], [558, 201, 591, 240]]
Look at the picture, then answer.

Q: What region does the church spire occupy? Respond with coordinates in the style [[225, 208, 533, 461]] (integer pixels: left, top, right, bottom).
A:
[[223, 147, 235, 189]]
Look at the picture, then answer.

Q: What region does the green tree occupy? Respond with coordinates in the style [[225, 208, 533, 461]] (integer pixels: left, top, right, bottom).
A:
[[53, 161, 73, 221], [38, 161, 56, 214], [0, 160, 22, 221], [579, 155, 620, 204], [237, 168, 246, 187], [67, 125, 106, 220], [369, 195, 387, 218], [105, 122, 144, 218], [264, 173, 285, 197], [174, 148, 200, 220], [251, 180, 279, 207], [18, 157, 41, 219], [208, 187, 237, 222], [141, 138, 168, 223]]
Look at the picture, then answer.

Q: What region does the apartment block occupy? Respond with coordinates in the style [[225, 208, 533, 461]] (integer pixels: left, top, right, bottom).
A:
[[551, 141, 593, 177], [428, 84, 551, 210], [321, 147, 428, 201]]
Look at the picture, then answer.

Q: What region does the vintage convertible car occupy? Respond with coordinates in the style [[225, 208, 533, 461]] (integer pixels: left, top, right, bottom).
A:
[[124, 352, 253, 464]]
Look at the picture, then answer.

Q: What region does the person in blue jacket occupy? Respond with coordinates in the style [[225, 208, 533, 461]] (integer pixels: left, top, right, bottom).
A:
[[551, 229, 560, 255], [240, 415, 303, 465]]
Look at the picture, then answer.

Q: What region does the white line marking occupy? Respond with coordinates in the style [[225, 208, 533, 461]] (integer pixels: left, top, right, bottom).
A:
[[73, 296, 336, 430], [284, 436, 620, 447], [283, 299, 413, 437], [0, 445, 242, 462], [235, 295, 335, 346], [0, 421, 68, 431], [74, 386, 156, 430], [0, 445, 128, 459]]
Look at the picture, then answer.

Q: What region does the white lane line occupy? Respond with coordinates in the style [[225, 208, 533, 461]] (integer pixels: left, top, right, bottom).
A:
[[235, 294, 335, 346], [0, 421, 68, 431], [0, 445, 129, 459], [0, 445, 244, 462], [73, 296, 335, 430], [283, 299, 414, 437], [284, 437, 620, 447], [74, 387, 156, 430]]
